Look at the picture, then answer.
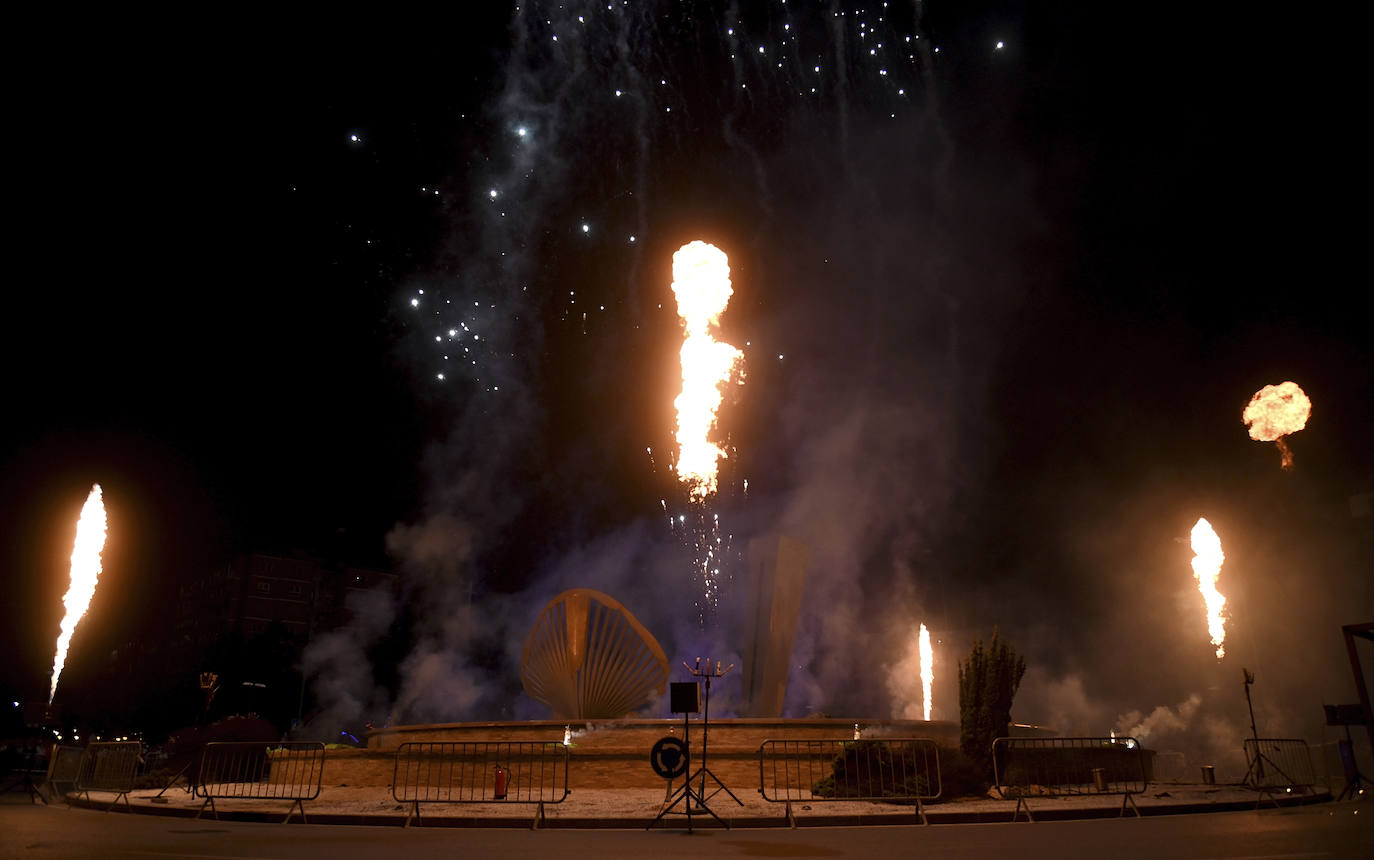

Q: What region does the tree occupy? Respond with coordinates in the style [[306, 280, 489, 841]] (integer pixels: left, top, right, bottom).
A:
[[958, 628, 1027, 779]]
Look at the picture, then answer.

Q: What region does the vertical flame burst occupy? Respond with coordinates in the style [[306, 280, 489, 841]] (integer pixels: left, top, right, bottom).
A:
[[1242, 381, 1311, 470], [49, 484, 107, 704], [1189, 517, 1227, 660], [672, 241, 743, 499], [919, 623, 933, 721]]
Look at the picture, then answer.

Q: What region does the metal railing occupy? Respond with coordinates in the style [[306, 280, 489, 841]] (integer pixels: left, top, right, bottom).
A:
[[392, 741, 571, 828], [1243, 738, 1317, 807], [74, 741, 142, 811], [195, 742, 326, 823], [993, 736, 1147, 821], [43, 745, 85, 802], [758, 738, 942, 826]]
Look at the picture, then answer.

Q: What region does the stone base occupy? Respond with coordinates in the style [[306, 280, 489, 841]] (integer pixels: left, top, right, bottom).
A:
[[318, 718, 962, 790]]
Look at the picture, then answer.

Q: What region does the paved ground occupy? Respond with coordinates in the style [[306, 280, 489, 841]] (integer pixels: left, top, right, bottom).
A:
[[5, 799, 1371, 860], [49, 781, 1339, 828]]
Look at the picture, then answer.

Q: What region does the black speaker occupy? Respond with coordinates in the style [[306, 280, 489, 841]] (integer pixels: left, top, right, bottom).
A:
[[670, 682, 700, 714]]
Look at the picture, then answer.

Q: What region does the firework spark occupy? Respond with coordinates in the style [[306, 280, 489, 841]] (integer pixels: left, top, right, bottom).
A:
[[49, 484, 108, 704], [1189, 517, 1227, 660]]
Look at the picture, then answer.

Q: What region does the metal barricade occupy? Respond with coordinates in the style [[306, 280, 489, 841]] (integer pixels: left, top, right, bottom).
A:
[[74, 741, 141, 811], [993, 736, 1147, 822], [44, 745, 85, 802], [392, 741, 571, 828], [758, 738, 942, 826], [1243, 738, 1317, 808], [195, 742, 325, 823]]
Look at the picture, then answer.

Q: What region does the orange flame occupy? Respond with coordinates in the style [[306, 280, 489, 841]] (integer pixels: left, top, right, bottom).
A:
[[919, 623, 933, 721], [672, 241, 743, 499], [1190, 517, 1226, 660], [1243, 381, 1311, 469], [49, 484, 107, 704]]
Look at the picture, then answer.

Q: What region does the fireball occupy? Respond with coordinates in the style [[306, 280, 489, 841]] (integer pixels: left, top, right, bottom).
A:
[[1242, 381, 1311, 469], [672, 241, 743, 499]]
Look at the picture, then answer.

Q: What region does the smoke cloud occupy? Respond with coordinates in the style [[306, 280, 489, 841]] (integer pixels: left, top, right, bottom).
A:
[[299, 586, 396, 739], [305, 6, 1373, 785]]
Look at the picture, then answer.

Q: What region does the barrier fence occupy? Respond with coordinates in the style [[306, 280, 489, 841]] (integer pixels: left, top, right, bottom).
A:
[[1243, 738, 1317, 807], [74, 741, 141, 811], [43, 745, 85, 802], [195, 742, 326, 823], [392, 741, 571, 828], [758, 738, 942, 826], [993, 736, 1147, 822]]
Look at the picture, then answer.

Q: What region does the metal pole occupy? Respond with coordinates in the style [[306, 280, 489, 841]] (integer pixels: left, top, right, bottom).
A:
[[697, 672, 710, 804], [1244, 670, 1263, 780], [1343, 624, 1374, 757], [1245, 680, 1259, 742]]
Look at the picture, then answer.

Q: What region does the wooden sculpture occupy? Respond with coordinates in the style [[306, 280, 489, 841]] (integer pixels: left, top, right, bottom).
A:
[[521, 588, 670, 719]]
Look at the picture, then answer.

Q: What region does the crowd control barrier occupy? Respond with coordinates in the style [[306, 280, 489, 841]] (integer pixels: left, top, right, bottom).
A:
[[43, 745, 84, 802], [74, 741, 141, 811], [993, 736, 1148, 822], [194, 741, 325, 823], [758, 738, 942, 826], [1243, 738, 1318, 808], [392, 741, 570, 828]]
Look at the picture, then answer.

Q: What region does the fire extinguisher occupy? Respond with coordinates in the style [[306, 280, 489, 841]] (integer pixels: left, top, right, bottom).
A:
[[493, 765, 508, 800]]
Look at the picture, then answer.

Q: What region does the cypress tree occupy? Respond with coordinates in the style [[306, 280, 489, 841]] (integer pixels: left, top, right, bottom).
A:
[[958, 628, 1027, 779]]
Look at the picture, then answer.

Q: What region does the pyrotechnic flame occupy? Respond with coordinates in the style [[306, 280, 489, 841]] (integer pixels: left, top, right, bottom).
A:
[[919, 623, 933, 721], [1189, 517, 1227, 660], [672, 241, 743, 499], [1242, 381, 1311, 470], [49, 484, 107, 704]]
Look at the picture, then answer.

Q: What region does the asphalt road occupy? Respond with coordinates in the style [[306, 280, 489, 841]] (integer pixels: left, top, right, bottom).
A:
[[1, 799, 1369, 859]]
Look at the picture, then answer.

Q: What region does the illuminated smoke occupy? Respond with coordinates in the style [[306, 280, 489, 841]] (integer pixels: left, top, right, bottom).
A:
[[919, 622, 933, 721], [49, 484, 107, 704], [1242, 381, 1311, 470], [671, 241, 743, 499], [1189, 517, 1227, 660]]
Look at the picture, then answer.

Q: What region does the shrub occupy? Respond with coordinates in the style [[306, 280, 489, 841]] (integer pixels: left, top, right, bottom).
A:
[[934, 744, 992, 800], [811, 740, 930, 799]]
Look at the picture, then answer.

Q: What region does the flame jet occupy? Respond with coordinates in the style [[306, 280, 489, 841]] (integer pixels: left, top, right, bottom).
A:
[[49, 484, 108, 703], [919, 623, 933, 721], [671, 241, 743, 499], [1242, 381, 1311, 470], [1190, 517, 1227, 660]]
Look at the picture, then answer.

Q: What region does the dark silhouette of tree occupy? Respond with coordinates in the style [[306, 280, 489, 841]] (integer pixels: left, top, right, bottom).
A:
[[958, 628, 1027, 779]]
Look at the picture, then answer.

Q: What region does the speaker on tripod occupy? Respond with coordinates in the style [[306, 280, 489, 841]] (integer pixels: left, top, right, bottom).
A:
[[648, 661, 743, 831]]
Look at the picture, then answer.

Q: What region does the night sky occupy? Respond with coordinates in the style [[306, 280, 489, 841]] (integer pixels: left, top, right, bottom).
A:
[[4, 5, 1370, 764]]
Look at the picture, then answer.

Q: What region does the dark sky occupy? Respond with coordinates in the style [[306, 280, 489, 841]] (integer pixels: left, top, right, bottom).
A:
[[4, 5, 1370, 757]]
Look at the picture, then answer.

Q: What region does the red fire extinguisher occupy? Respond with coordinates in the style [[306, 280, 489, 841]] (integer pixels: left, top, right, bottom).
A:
[[493, 766, 508, 800]]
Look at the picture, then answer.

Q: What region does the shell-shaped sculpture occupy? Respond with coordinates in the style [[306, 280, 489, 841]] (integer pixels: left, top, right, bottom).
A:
[[521, 589, 669, 720]]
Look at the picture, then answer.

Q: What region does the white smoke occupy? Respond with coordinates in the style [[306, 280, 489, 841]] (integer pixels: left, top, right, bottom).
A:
[[1117, 693, 1203, 743], [298, 586, 396, 739]]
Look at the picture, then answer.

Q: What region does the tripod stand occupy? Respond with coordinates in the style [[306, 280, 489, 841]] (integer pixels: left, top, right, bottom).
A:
[[1243, 740, 1299, 788], [649, 659, 743, 831], [1239, 669, 1302, 807], [1335, 725, 1370, 801], [0, 737, 49, 805]]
